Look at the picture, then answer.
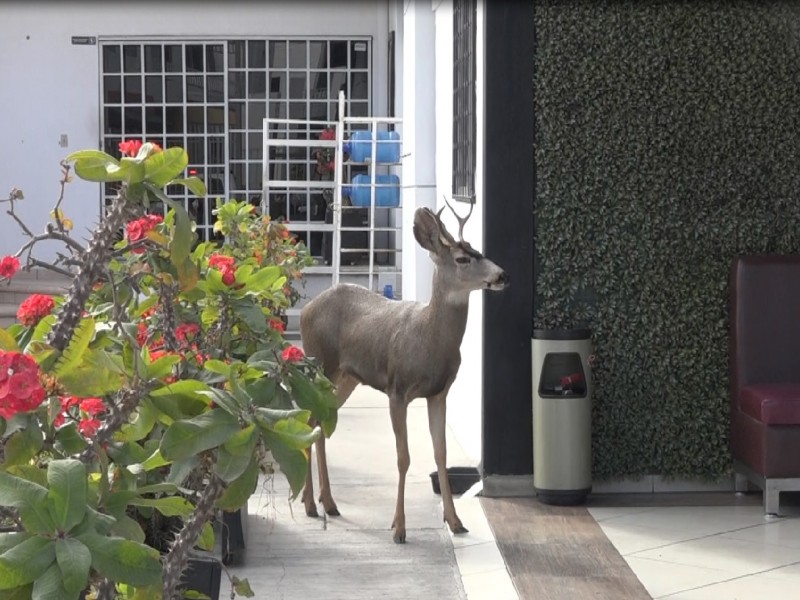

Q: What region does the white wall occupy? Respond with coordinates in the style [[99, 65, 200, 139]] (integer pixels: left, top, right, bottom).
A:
[[431, 0, 485, 463], [0, 0, 390, 261]]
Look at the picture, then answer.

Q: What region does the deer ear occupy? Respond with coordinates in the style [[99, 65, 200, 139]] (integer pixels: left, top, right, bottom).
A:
[[413, 208, 445, 251]]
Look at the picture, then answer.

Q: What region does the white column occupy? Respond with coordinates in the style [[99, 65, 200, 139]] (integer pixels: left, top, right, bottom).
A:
[[401, 0, 437, 302]]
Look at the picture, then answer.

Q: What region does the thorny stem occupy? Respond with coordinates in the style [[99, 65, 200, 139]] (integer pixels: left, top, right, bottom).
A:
[[162, 473, 227, 600], [47, 187, 134, 352]]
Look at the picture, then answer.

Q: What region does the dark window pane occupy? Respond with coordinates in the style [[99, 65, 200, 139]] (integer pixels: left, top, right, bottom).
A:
[[206, 44, 224, 72], [145, 106, 163, 134], [166, 136, 184, 150], [269, 41, 287, 68], [329, 72, 346, 99], [248, 102, 266, 130], [248, 163, 262, 190], [231, 163, 246, 191], [289, 41, 306, 68], [103, 45, 120, 73], [166, 107, 183, 133], [124, 106, 142, 134], [207, 106, 225, 133], [186, 74, 204, 103], [164, 45, 182, 72], [248, 72, 266, 97], [310, 102, 329, 122], [330, 41, 347, 68], [145, 75, 163, 102], [186, 106, 204, 134], [288, 102, 306, 119], [349, 102, 368, 117], [309, 41, 326, 69], [229, 101, 245, 129], [103, 76, 121, 103], [269, 73, 286, 97], [104, 107, 122, 134], [289, 73, 306, 99], [187, 137, 205, 163], [229, 72, 245, 99], [123, 45, 141, 72], [185, 45, 203, 72], [269, 101, 286, 119], [248, 132, 263, 160], [165, 75, 183, 103], [228, 41, 245, 68], [248, 40, 266, 68], [350, 72, 368, 100], [124, 75, 141, 103], [351, 41, 368, 68], [230, 133, 245, 160], [207, 166, 225, 195], [310, 71, 327, 99], [207, 75, 224, 102], [207, 137, 225, 165], [104, 137, 120, 156], [144, 45, 162, 72]]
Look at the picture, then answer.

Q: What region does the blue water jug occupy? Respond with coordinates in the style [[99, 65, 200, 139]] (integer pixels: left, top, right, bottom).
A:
[[342, 174, 400, 207], [346, 130, 401, 164]]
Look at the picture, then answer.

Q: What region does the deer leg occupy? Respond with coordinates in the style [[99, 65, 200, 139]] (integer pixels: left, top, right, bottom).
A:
[[301, 445, 318, 517], [316, 373, 357, 516], [427, 394, 468, 535], [389, 399, 410, 543]]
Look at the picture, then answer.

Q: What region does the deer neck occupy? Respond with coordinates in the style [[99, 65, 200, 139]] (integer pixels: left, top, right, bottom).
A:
[[423, 271, 471, 346]]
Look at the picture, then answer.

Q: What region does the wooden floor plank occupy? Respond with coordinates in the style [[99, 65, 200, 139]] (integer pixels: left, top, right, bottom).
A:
[[480, 497, 651, 600]]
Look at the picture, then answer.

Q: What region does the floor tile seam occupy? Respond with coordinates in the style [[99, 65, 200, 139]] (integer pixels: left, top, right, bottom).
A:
[[626, 552, 800, 580], [615, 520, 797, 557], [652, 559, 800, 599]]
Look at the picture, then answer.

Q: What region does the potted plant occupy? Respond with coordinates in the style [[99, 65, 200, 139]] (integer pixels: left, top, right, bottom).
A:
[[0, 140, 338, 599]]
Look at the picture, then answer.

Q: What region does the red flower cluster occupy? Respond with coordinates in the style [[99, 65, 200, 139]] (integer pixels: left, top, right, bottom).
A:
[[0, 255, 20, 280], [126, 214, 163, 254], [17, 294, 55, 327], [209, 253, 236, 286], [54, 395, 106, 438], [0, 351, 46, 420], [319, 128, 336, 141], [281, 345, 305, 363], [268, 318, 286, 333], [175, 322, 201, 345], [119, 139, 143, 157]]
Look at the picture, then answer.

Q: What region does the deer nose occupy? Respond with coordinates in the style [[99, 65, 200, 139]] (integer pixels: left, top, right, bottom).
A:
[[497, 271, 510, 287]]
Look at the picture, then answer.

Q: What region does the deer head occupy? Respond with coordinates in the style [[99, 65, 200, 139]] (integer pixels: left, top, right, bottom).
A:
[[412, 200, 509, 294]]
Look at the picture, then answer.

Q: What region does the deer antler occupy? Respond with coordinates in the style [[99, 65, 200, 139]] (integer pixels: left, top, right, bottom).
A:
[[441, 195, 474, 242]]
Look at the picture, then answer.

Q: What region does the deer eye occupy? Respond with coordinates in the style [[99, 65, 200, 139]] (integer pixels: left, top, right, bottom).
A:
[[455, 256, 471, 265]]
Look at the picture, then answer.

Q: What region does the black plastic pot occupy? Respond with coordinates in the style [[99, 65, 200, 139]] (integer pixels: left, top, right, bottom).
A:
[[429, 466, 481, 495], [221, 506, 247, 565], [182, 554, 222, 599]]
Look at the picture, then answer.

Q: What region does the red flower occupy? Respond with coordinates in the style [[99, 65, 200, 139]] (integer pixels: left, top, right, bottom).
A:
[[126, 214, 163, 254], [319, 128, 336, 141], [79, 397, 105, 416], [281, 345, 305, 363], [17, 294, 55, 327], [0, 256, 20, 279], [268, 318, 286, 333], [78, 418, 101, 438], [118, 139, 143, 157], [0, 350, 46, 420], [221, 267, 236, 286], [209, 254, 235, 270], [175, 323, 201, 345]]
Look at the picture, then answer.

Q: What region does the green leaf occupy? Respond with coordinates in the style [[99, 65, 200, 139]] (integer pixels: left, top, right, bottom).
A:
[[232, 576, 255, 598], [55, 538, 91, 594], [268, 419, 320, 451], [149, 379, 212, 403], [0, 536, 56, 589], [54, 422, 89, 455], [0, 329, 20, 352], [109, 515, 146, 544], [19, 502, 58, 536], [242, 265, 281, 292], [215, 425, 257, 482], [200, 386, 243, 417], [5, 465, 47, 488], [197, 522, 215, 552], [169, 176, 206, 197], [3, 426, 44, 467], [129, 496, 194, 518], [231, 301, 268, 334], [143, 147, 188, 187], [0, 471, 47, 508], [160, 409, 240, 462], [46, 460, 87, 532], [53, 316, 95, 378], [56, 349, 123, 397], [77, 533, 161, 586], [288, 369, 331, 421], [30, 561, 70, 600], [118, 402, 157, 443], [255, 406, 310, 424], [0, 583, 33, 599], [165, 199, 195, 266], [216, 457, 258, 512], [66, 150, 123, 183], [145, 353, 181, 380], [262, 431, 308, 499], [176, 255, 200, 292], [138, 449, 170, 472]]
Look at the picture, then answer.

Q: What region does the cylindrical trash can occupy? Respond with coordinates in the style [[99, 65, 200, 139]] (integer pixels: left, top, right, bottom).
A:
[[532, 328, 593, 505]]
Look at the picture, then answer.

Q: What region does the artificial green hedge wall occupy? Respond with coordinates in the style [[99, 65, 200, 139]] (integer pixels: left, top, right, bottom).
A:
[[533, 1, 800, 480]]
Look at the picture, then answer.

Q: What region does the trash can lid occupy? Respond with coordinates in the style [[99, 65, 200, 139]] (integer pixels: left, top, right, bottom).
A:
[[533, 328, 591, 340]]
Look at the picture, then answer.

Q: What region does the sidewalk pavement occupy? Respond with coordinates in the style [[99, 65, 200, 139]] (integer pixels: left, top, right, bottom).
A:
[[224, 384, 518, 600]]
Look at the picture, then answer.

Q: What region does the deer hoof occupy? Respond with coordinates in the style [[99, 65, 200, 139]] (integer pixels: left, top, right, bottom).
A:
[[304, 504, 319, 518], [393, 530, 407, 544], [325, 506, 341, 517], [451, 524, 469, 535]]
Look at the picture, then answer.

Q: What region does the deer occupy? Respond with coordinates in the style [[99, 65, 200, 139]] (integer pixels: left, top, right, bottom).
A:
[[299, 200, 509, 543]]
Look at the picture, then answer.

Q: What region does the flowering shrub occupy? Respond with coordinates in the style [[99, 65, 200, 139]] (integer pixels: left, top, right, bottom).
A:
[[0, 140, 337, 599]]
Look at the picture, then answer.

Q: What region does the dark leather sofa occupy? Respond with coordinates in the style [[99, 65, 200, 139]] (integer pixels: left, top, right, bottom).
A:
[[730, 255, 800, 514]]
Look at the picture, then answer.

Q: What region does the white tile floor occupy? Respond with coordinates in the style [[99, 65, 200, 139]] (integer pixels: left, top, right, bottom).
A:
[[589, 501, 800, 599]]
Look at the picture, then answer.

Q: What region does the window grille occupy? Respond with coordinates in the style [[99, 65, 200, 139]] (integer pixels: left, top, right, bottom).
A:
[[453, 0, 477, 202]]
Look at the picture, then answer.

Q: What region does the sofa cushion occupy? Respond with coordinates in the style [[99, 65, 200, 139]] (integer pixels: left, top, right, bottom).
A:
[[739, 384, 800, 425]]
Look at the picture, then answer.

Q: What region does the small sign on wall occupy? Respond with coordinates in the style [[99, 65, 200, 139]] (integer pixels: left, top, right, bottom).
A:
[[71, 36, 97, 45]]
